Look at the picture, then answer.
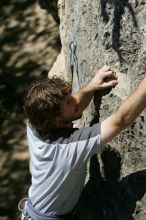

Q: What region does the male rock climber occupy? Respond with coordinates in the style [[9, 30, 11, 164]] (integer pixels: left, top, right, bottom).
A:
[[19, 65, 146, 220]]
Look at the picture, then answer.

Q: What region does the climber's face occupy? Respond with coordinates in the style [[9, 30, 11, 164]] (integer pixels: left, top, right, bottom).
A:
[[58, 93, 82, 127]]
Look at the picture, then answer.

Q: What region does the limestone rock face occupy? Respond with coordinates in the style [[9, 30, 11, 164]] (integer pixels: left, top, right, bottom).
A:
[[58, 0, 146, 219]]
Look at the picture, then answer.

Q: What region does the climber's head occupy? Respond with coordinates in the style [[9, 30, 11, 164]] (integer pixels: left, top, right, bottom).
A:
[[24, 77, 81, 135]]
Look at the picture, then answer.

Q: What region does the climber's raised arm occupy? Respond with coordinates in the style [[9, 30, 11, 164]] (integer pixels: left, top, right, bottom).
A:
[[73, 65, 118, 115], [101, 75, 146, 145]]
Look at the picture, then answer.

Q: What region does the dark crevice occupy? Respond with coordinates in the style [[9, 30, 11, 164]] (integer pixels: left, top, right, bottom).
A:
[[100, 0, 138, 63], [37, 0, 60, 24]]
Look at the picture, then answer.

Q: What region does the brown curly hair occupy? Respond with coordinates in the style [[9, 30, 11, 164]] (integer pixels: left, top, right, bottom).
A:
[[24, 76, 71, 135]]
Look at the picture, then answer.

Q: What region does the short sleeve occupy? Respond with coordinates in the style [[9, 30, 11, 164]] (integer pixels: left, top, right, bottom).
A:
[[66, 123, 102, 168]]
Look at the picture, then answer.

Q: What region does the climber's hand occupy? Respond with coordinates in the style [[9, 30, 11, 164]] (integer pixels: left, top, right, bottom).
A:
[[88, 65, 118, 91]]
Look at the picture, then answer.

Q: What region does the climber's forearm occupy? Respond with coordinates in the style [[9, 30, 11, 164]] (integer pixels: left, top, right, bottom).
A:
[[116, 75, 146, 126], [101, 75, 146, 145], [73, 84, 94, 113]]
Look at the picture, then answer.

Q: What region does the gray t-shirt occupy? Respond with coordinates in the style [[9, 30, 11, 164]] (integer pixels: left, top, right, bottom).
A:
[[27, 122, 102, 215]]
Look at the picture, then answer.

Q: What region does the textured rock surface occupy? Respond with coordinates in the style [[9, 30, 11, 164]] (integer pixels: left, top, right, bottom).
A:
[[58, 0, 146, 219], [48, 49, 68, 80]]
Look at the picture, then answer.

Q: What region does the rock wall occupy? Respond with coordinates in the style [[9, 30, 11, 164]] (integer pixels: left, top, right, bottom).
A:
[[56, 0, 146, 219]]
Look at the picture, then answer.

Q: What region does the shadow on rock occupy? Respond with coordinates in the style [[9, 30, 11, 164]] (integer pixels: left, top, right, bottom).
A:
[[37, 0, 60, 24], [75, 146, 146, 220], [100, 0, 139, 63]]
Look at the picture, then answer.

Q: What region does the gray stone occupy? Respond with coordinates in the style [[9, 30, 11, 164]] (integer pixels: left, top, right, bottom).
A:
[[58, 0, 146, 219]]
